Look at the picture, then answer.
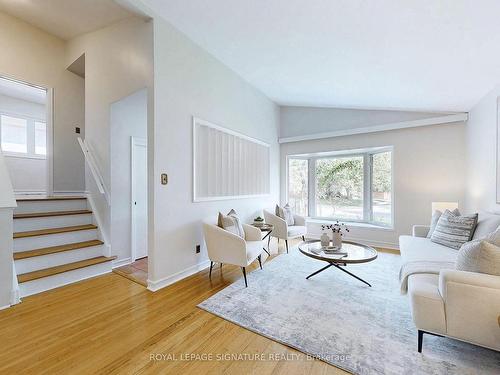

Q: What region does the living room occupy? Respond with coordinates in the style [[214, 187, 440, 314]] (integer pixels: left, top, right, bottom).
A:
[[0, 0, 499, 374]]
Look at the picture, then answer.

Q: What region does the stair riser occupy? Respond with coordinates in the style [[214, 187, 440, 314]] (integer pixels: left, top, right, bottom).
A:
[[15, 245, 104, 274], [14, 229, 98, 252], [14, 215, 93, 232], [15, 200, 87, 214], [19, 261, 113, 297]]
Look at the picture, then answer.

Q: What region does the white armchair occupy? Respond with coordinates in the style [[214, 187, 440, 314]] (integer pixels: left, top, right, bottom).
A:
[[263, 210, 307, 253], [203, 222, 264, 287]]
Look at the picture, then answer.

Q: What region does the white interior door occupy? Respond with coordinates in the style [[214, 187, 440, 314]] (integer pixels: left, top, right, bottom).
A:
[[131, 137, 148, 260]]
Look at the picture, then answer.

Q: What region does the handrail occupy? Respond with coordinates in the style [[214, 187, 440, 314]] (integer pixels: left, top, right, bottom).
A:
[[77, 137, 110, 205]]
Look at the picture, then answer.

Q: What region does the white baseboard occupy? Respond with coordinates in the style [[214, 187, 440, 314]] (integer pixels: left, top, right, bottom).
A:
[[307, 234, 399, 251], [10, 288, 21, 306], [0, 304, 11, 311], [113, 257, 132, 268], [52, 190, 88, 196], [14, 190, 46, 195], [147, 260, 211, 292]]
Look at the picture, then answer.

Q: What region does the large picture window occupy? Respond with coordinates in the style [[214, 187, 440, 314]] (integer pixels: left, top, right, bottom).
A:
[[0, 114, 46, 158], [287, 148, 392, 226]]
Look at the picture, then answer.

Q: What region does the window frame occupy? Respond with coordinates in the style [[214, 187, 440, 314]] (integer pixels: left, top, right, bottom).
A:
[[0, 111, 47, 160], [286, 146, 394, 228]]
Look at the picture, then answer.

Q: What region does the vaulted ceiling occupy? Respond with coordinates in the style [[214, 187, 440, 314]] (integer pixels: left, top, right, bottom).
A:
[[143, 0, 500, 112]]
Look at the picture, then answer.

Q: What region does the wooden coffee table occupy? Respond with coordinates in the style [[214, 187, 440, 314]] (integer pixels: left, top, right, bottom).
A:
[[298, 240, 378, 286]]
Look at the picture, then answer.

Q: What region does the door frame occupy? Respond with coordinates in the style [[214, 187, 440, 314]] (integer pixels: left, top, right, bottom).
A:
[[130, 136, 147, 261]]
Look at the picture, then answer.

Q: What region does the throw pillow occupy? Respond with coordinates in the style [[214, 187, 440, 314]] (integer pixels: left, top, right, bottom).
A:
[[456, 240, 500, 276], [484, 226, 500, 246], [427, 208, 461, 238], [430, 210, 478, 250], [275, 203, 294, 225], [217, 209, 245, 238]]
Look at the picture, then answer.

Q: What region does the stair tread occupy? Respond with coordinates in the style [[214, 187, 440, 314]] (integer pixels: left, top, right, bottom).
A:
[[14, 224, 98, 238], [16, 196, 86, 201], [14, 210, 93, 219], [18, 256, 117, 283], [14, 240, 104, 260]]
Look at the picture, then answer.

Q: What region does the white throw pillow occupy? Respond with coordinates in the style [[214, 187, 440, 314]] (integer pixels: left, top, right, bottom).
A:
[[456, 240, 500, 276], [217, 209, 245, 238], [276, 204, 294, 226]]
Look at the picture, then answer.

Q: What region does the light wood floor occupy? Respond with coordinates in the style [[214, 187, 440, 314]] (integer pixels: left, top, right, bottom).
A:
[[0, 240, 397, 374]]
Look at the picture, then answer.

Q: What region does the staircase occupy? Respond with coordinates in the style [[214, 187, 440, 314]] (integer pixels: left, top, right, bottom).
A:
[[13, 196, 115, 297]]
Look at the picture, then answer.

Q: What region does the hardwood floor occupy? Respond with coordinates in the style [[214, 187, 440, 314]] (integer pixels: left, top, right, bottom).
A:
[[0, 240, 396, 374]]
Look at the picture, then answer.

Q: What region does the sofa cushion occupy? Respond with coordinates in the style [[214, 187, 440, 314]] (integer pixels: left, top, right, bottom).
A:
[[288, 225, 306, 238], [276, 204, 294, 225], [456, 239, 500, 276], [399, 235, 458, 264], [430, 210, 478, 249], [472, 212, 500, 240]]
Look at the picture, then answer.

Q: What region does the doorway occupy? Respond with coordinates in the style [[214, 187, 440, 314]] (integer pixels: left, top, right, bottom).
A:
[[131, 136, 148, 261], [0, 76, 51, 195]]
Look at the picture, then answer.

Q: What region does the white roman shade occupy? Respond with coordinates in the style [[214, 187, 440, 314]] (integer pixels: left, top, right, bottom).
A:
[[193, 117, 270, 202]]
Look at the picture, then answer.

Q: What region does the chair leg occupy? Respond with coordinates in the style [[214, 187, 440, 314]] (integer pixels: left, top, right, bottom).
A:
[[302, 235, 305, 241], [220, 263, 223, 268], [418, 330, 423, 353], [209, 261, 213, 278], [267, 235, 271, 249], [285, 240, 289, 253], [242, 267, 248, 287], [258, 255, 262, 269]]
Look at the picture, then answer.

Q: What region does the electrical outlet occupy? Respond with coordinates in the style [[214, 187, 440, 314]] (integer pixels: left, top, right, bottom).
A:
[[75, 127, 81, 134], [196, 245, 201, 253]]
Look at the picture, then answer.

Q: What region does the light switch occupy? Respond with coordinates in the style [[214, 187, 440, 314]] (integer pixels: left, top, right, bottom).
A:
[[161, 173, 168, 185]]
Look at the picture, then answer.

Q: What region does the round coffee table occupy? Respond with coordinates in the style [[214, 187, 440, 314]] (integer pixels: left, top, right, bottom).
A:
[[298, 240, 378, 287]]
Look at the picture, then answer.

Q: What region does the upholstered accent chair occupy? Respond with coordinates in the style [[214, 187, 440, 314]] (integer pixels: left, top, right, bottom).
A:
[[263, 210, 307, 253], [203, 222, 263, 287]]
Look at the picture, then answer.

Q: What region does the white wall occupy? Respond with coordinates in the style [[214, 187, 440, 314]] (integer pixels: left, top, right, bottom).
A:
[[66, 17, 153, 247], [464, 84, 500, 214], [0, 12, 85, 193], [281, 115, 466, 249], [280, 106, 449, 139], [148, 16, 280, 287], [0, 94, 47, 192], [110, 89, 147, 263], [0, 152, 16, 308]]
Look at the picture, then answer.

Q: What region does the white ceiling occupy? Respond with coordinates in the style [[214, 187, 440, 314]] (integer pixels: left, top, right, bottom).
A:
[[0, 0, 133, 40], [0, 77, 46, 105], [143, 0, 500, 112]]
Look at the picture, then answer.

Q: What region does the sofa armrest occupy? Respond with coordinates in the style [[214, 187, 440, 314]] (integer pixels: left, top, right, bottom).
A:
[[412, 225, 430, 238], [438, 269, 500, 301], [243, 224, 261, 241], [264, 210, 287, 239], [438, 269, 500, 350], [293, 214, 306, 226]]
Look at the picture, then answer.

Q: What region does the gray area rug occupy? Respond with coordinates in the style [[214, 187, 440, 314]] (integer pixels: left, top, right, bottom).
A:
[[198, 248, 500, 374]]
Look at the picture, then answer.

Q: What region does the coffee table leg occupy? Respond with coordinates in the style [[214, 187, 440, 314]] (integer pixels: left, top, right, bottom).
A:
[[262, 247, 270, 256], [306, 263, 334, 279], [332, 264, 372, 287]]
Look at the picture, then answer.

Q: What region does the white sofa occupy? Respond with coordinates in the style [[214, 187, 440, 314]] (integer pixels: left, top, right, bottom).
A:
[[203, 222, 264, 287], [399, 217, 500, 353], [263, 210, 307, 253]]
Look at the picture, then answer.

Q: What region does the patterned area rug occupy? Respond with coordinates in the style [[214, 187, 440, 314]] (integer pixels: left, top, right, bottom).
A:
[[198, 248, 500, 374]]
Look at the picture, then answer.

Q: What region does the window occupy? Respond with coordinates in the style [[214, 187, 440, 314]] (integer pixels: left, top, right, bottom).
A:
[[0, 114, 46, 158], [288, 158, 308, 216], [1, 115, 27, 153], [287, 148, 392, 226], [34, 121, 47, 155]]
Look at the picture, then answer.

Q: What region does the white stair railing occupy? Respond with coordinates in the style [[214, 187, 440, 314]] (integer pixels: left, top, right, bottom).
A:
[[77, 137, 111, 205]]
